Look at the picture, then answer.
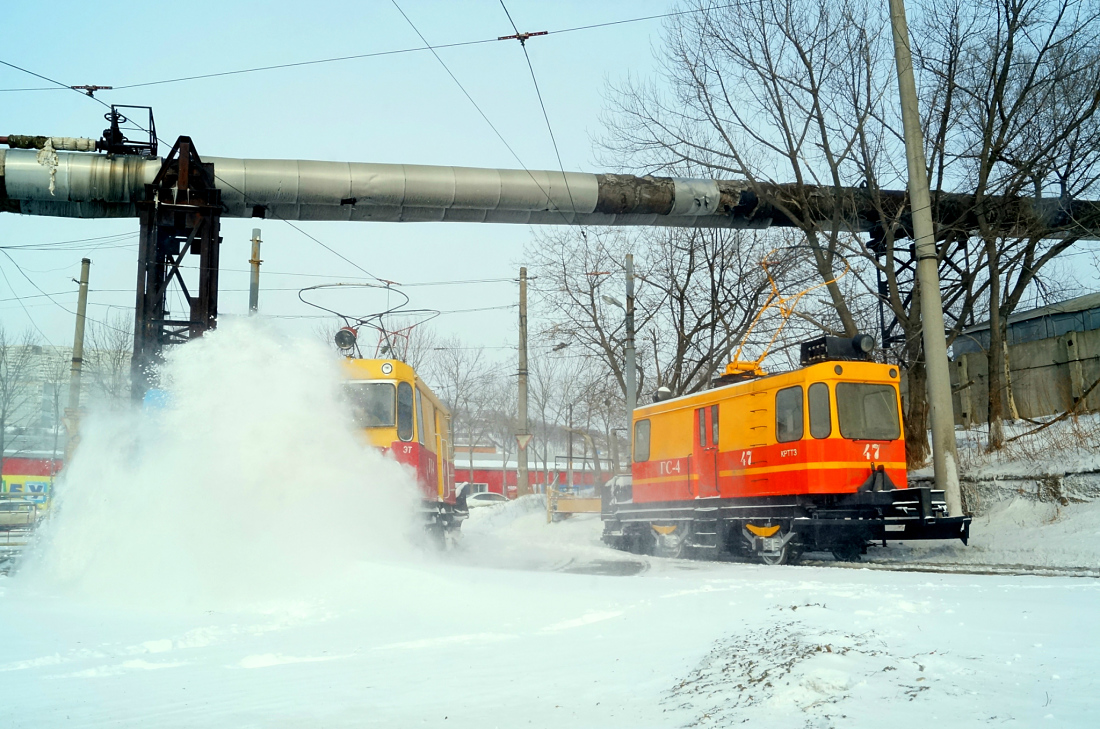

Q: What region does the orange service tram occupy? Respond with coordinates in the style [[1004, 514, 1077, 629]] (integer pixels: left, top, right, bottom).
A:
[[602, 336, 972, 564], [343, 357, 465, 539]]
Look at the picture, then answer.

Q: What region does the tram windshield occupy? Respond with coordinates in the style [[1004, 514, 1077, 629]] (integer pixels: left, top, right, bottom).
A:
[[345, 382, 396, 427], [835, 383, 901, 440]]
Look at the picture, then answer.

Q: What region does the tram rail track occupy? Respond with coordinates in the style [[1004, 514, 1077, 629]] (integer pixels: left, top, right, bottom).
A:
[[795, 558, 1100, 579]]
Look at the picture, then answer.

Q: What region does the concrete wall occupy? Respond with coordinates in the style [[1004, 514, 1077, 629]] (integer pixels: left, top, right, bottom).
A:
[[950, 329, 1100, 426]]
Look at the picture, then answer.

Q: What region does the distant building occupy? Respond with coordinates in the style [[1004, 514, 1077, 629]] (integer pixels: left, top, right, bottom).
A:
[[454, 450, 612, 498], [2, 345, 73, 482], [952, 292, 1100, 358], [1, 343, 129, 500], [0, 457, 58, 504]]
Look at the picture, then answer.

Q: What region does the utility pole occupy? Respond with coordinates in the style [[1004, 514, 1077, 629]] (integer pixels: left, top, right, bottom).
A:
[[889, 0, 963, 516], [566, 403, 574, 490], [67, 258, 91, 412], [64, 257, 90, 461], [625, 254, 636, 418], [516, 267, 530, 497], [249, 228, 262, 314]]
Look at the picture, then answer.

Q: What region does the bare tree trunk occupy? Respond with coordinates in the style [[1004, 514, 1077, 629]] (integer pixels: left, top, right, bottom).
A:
[[985, 236, 1006, 450], [904, 357, 932, 468], [806, 230, 859, 336], [468, 443, 475, 486], [1002, 339, 1019, 419]]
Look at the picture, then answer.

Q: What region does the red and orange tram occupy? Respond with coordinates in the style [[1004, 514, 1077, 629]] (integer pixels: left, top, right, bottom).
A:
[[602, 336, 971, 563], [343, 357, 466, 541]]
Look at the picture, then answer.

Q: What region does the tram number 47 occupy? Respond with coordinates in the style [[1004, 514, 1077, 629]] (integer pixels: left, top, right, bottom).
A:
[[862, 443, 881, 460], [740, 451, 752, 466]]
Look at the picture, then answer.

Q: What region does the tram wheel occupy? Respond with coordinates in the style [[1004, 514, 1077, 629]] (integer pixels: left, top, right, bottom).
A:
[[743, 523, 800, 566], [426, 524, 447, 550], [830, 540, 864, 562], [652, 525, 687, 559], [760, 544, 787, 565]]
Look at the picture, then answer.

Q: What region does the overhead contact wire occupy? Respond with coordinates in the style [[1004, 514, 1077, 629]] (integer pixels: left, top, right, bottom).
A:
[[389, 0, 575, 225], [498, 0, 578, 222]]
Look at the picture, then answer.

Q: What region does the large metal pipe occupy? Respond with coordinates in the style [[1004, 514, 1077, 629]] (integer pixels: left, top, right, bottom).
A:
[[0, 148, 736, 225], [2, 148, 1098, 236]]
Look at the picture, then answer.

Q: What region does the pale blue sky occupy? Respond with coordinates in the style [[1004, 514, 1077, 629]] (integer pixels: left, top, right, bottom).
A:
[[1, 0, 672, 353]]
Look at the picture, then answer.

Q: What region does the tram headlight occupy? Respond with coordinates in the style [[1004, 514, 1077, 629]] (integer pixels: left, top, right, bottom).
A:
[[334, 327, 358, 351], [852, 333, 875, 354]]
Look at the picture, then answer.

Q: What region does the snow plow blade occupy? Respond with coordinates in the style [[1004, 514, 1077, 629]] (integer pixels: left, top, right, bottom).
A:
[[800, 486, 973, 544], [601, 485, 972, 560]]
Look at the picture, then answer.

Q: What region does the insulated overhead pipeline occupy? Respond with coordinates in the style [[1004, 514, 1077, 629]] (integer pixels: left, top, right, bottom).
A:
[[1, 148, 1099, 236]]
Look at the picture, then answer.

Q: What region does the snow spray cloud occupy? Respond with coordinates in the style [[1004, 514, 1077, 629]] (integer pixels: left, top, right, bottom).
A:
[[19, 319, 421, 607]]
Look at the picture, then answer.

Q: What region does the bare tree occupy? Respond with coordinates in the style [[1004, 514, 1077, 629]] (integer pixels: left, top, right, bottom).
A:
[[527, 353, 576, 484], [483, 375, 518, 490], [39, 347, 70, 463], [85, 311, 133, 408], [598, 0, 953, 462], [424, 335, 503, 476], [529, 226, 780, 403], [0, 326, 38, 477], [915, 0, 1100, 448], [600, 0, 889, 336], [597, 0, 1100, 464]]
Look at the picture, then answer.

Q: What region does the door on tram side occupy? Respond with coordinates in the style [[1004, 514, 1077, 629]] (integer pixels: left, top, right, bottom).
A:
[[693, 404, 720, 498]]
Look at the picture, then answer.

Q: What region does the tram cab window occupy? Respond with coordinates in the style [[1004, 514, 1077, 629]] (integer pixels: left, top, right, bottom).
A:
[[808, 382, 831, 439], [633, 419, 651, 462], [422, 397, 436, 445], [345, 382, 396, 427], [775, 386, 804, 443], [415, 388, 426, 445], [836, 383, 901, 440], [397, 381, 415, 442]]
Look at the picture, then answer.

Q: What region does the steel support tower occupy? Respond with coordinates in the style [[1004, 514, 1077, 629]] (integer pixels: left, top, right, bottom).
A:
[[131, 136, 222, 401]]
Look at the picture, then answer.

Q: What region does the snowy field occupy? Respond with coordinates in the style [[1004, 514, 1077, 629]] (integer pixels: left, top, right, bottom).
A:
[[2, 322, 1097, 727], [2, 502, 1097, 728]]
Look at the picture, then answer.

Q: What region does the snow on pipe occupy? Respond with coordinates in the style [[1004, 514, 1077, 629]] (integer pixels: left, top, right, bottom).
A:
[[0, 136, 98, 152]]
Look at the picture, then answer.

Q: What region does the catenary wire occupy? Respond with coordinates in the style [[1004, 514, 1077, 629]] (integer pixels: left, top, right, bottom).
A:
[[0, 256, 56, 345], [389, 0, 575, 226], [0, 59, 112, 109], [0, 5, 738, 93], [1, 49, 499, 334], [498, 0, 578, 217], [0, 248, 130, 335]]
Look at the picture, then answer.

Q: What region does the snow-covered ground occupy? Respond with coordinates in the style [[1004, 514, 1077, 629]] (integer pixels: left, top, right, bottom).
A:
[[859, 497, 1100, 570], [894, 413, 1100, 570], [2, 323, 1096, 727], [2, 501, 1097, 728]]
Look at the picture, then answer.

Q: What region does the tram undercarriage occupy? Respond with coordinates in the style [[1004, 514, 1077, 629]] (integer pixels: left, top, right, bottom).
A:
[[601, 486, 971, 564], [422, 500, 468, 547]]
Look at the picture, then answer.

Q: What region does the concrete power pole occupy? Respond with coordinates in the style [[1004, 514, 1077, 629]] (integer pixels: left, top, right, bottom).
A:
[[625, 254, 637, 418], [516, 267, 530, 497], [566, 403, 574, 490], [249, 228, 262, 314], [889, 0, 963, 516], [64, 257, 90, 462], [67, 258, 91, 412]]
